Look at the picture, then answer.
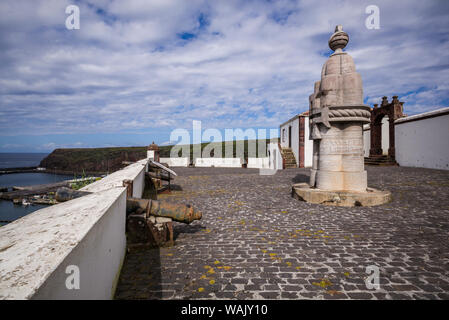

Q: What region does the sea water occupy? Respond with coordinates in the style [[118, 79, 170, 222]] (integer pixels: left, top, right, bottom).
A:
[[0, 153, 73, 225], [0, 152, 48, 169]]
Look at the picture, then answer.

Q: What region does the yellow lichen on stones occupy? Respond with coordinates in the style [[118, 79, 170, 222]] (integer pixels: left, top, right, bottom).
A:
[[312, 278, 332, 288]]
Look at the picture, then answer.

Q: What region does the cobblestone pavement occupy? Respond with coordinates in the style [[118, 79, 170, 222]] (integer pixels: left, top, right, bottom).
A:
[[115, 166, 449, 300]]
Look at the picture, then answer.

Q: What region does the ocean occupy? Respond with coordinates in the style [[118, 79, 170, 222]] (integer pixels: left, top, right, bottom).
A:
[[0, 152, 48, 169], [0, 153, 72, 226]]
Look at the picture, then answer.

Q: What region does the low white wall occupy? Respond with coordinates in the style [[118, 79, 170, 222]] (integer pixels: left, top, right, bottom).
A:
[[0, 159, 150, 300], [304, 117, 313, 168], [268, 143, 283, 170], [247, 157, 269, 169], [395, 108, 449, 170], [0, 187, 127, 299], [363, 125, 370, 157], [159, 157, 189, 167], [194, 158, 242, 168]]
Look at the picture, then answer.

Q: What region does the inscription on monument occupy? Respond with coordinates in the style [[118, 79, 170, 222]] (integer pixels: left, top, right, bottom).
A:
[[320, 139, 363, 155]]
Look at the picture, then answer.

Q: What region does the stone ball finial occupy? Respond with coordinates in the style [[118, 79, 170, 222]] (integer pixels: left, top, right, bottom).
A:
[[328, 25, 349, 52]]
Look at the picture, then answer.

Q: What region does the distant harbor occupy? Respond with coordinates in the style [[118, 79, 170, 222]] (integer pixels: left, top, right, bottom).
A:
[[0, 172, 73, 225], [0, 153, 71, 225], [0, 151, 138, 225]]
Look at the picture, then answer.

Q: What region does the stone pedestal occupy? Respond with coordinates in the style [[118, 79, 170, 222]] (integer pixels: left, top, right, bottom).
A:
[[293, 25, 391, 207], [292, 183, 391, 207]]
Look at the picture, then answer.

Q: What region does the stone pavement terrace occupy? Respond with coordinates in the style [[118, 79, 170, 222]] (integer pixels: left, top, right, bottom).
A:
[[115, 166, 449, 300]]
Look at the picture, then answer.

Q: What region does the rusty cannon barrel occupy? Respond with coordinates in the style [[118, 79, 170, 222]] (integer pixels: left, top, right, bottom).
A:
[[150, 200, 202, 224], [127, 198, 202, 224]]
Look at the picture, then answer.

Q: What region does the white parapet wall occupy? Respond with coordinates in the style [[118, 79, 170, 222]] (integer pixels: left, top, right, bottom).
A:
[[159, 157, 189, 167], [0, 187, 127, 299], [395, 107, 449, 170], [247, 157, 270, 169], [194, 157, 242, 168], [81, 159, 147, 198], [0, 158, 150, 300]]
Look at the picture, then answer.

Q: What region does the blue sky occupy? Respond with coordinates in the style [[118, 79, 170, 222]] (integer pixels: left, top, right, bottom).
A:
[[0, 0, 448, 152]]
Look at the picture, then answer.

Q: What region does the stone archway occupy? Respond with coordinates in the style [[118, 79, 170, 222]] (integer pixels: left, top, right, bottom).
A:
[[369, 96, 404, 160]]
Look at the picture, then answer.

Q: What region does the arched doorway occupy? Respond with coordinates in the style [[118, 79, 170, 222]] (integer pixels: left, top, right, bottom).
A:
[[369, 96, 405, 160]]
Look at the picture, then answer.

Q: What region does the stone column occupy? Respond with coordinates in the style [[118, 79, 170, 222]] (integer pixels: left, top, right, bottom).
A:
[[309, 25, 371, 192], [292, 25, 391, 206]]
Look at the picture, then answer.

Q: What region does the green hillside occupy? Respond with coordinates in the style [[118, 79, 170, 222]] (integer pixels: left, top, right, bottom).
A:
[[40, 138, 278, 173]]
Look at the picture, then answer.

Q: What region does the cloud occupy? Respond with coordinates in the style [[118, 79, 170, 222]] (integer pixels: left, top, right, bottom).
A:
[[0, 0, 448, 145], [38, 141, 85, 151]]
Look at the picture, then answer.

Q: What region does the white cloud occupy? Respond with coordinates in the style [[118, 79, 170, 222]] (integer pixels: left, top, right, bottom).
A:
[[0, 0, 448, 139]]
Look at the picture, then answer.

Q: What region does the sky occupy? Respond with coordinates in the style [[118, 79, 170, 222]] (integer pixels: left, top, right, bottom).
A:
[[0, 0, 448, 153]]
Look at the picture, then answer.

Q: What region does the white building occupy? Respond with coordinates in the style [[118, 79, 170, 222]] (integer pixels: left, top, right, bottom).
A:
[[278, 103, 449, 171], [394, 107, 449, 170], [279, 111, 313, 168]]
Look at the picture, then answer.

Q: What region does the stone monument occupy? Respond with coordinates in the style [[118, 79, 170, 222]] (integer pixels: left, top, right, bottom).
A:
[[292, 25, 391, 206]]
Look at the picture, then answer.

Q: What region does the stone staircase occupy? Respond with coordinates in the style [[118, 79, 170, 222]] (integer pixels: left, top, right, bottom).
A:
[[280, 147, 297, 168], [364, 155, 398, 166]]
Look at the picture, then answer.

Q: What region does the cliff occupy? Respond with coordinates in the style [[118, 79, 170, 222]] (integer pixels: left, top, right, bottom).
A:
[[39, 147, 148, 173], [39, 139, 276, 173]]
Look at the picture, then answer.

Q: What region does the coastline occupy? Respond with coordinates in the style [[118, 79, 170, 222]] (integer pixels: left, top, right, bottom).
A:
[[0, 166, 107, 176]]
